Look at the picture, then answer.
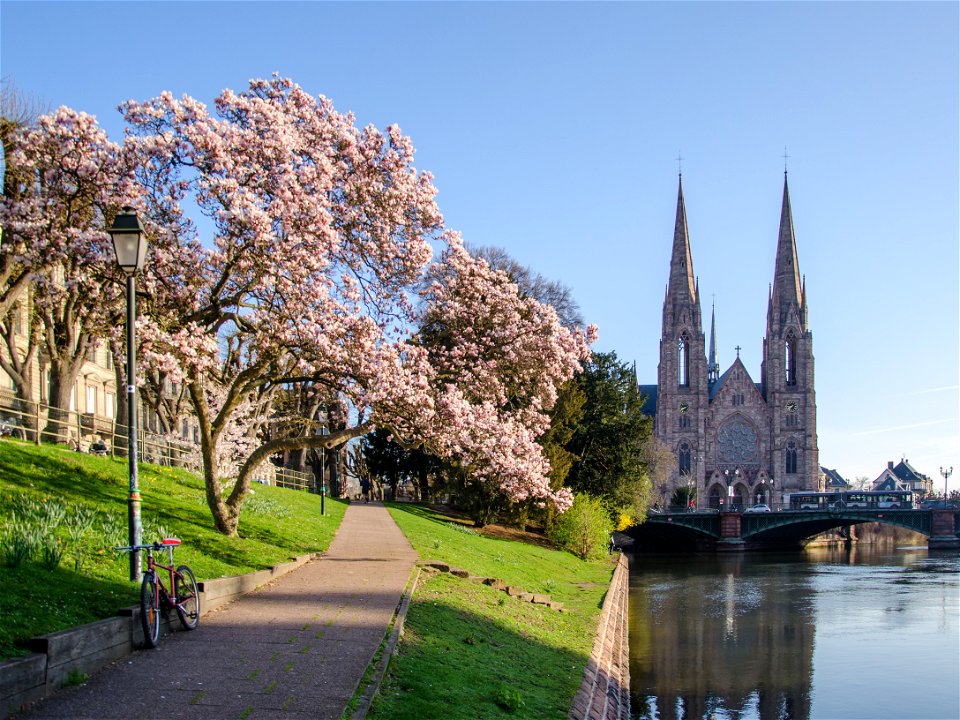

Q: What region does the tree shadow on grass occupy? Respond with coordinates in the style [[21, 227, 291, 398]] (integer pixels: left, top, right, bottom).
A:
[[368, 573, 597, 720], [0, 561, 137, 658]]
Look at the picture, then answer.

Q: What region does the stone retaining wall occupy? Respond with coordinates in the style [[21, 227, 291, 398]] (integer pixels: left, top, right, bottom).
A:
[[568, 552, 630, 720], [0, 553, 316, 719]]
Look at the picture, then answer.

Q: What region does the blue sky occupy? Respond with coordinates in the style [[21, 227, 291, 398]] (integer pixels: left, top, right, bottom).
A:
[[2, 1, 958, 488]]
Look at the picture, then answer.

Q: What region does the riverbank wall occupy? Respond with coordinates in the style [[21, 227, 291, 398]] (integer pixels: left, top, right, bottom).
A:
[[568, 552, 630, 720]]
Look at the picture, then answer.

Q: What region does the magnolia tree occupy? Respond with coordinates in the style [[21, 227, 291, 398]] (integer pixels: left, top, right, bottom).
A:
[[0, 107, 135, 436], [120, 77, 594, 536]]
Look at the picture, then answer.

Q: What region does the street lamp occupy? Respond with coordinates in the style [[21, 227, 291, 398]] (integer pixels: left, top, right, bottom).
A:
[[108, 206, 147, 582], [940, 466, 953, 507], [723, 468, 741, 511], [320, 424, 329, 516]]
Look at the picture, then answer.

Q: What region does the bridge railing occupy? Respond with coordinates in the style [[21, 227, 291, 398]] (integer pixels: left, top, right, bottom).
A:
[[656, 503, 789, 514]]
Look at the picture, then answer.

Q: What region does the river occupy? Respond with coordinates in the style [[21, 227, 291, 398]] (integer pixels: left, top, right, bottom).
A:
[[627, 545, 960, 720]]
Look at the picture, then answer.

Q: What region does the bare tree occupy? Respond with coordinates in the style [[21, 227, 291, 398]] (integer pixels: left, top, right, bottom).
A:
[[467, 244, 585, 330]]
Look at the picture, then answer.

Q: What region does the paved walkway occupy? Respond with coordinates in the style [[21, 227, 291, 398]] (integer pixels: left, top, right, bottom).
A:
[[19, 502, 418, 720]]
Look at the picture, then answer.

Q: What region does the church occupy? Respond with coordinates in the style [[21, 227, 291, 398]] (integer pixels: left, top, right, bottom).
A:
[[640, 174, 819, 510]]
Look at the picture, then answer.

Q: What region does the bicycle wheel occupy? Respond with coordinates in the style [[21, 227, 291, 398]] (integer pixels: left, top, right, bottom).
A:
[[174, 565, 200, 630], [139, 572, 161, 648]]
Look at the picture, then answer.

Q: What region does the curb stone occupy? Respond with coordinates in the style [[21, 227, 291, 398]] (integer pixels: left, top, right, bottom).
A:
[[421, 561, 563, 611]]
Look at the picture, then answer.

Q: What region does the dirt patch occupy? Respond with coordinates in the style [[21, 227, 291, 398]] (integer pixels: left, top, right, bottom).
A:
[[423, 504, 556, 550], [479, 523, 555, 549]]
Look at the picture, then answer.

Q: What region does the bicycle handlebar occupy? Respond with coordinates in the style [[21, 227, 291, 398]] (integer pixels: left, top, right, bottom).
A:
[[115, 538, 182, 553]]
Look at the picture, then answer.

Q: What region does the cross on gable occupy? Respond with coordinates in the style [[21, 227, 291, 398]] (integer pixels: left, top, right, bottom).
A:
[[735, 345, 742, 357]]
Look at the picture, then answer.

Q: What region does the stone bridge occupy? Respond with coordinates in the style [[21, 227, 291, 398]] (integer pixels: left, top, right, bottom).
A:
[[627, 508, 960, 552]]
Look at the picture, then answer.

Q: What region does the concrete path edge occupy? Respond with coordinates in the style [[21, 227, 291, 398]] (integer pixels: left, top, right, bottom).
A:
[[347, 566, 420, 720]]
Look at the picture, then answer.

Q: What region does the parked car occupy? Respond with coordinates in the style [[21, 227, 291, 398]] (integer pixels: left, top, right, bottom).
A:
[[745, 504, 771, 513]]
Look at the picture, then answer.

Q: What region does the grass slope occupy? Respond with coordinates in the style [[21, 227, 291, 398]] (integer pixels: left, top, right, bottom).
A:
[[0, 440, 344, 659], [370, 504, 615, 719]]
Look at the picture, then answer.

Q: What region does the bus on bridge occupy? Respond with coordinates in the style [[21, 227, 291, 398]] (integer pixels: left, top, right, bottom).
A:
[[785, 490, 913, 511]]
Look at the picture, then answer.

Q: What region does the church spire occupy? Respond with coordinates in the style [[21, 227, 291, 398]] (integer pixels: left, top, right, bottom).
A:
[[668, 175, 698, 303], [771, 173, 805, 326], [708, 300, 719, 384]]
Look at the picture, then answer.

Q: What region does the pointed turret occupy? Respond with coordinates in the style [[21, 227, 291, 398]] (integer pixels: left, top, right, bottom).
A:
[[669, 176, 698, 303], [708, 301, 719, 385], [771, 174, 805, 327], [656, 173, 707, 480]]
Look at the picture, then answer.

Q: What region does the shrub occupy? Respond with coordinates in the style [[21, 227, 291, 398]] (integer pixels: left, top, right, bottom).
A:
[[548, 492, 614, 560], [493, 684, 525, 713]]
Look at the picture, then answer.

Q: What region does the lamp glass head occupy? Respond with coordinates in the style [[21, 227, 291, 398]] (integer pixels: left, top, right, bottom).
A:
[[109, 206, 147, 274]]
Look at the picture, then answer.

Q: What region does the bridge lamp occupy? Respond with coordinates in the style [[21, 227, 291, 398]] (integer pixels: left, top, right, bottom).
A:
[[941, 467, 953, 507], [108, 206, 148, 582]]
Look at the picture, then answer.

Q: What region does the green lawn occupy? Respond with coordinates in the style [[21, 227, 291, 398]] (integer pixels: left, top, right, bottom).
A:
[[369, 504, 615, 719], [0, 439, 343, 659]]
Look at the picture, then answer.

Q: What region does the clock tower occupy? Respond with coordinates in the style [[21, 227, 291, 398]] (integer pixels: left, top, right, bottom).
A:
[[654, 175, 708, 500]]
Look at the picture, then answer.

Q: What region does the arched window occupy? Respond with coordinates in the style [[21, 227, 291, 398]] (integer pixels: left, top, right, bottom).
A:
[[678, 336, 689, 387], [785, 335, 797, 386], [785, 441, 798, 474], [678, 443, 691, 476]]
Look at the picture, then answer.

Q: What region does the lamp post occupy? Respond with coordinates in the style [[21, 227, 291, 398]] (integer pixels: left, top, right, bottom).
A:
[[941, 466, 953, 507], [320, 424, 329, 516], [109, 206, 147, 582], [724, 468, 741, 511]]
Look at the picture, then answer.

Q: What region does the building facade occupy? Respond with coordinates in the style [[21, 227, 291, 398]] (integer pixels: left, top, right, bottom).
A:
[[643, 175, 819, 509], [873, 459, 933, 497]]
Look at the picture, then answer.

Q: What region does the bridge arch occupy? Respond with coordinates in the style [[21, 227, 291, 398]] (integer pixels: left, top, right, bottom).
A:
[[629, 509, 959, 551]]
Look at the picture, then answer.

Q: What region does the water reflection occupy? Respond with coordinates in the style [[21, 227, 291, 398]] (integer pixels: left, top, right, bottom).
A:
[[630, 553, 814, 719], [628, 547, 960, 720]]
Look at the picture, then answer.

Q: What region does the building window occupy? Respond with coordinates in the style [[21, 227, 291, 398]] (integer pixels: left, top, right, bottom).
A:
[[785, 336, 797, 386], [678, 443, 691, 476], [193, 425, 199, 444], [9, 303, 22, 335], [182, 418, 189, 439], [106, 351, 114, 371], [785, 441, 798, 474], [105, 392, 115, 419], [679, 415, 691, 429], [678, 336, 689, 387], [86, 386, 97, 414], [87, 344, 97, 364]]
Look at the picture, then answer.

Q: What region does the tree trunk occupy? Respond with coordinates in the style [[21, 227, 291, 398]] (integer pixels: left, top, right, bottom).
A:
[[112, 341, 129, 458], [44, 370, 73, 444]]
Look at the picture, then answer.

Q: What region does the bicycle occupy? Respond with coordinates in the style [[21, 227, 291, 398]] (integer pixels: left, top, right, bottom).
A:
[[116, 539, 200, 648]]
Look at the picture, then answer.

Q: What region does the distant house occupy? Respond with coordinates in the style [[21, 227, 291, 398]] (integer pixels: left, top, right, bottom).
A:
[[872, 460, 933, 497], [820, 466, 849, 492]]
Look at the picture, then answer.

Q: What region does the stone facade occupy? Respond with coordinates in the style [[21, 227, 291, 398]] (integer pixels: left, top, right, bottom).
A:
[[647, 175, 819, 509]]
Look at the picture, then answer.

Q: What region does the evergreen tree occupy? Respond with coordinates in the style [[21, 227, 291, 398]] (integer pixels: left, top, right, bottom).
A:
[[566, 351, 654, 517]]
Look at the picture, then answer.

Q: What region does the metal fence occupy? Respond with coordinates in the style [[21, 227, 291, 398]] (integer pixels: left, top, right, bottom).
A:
[[0, 397, 317, 491], [0, 397, 201, 470], [273, 467, 314, 492]]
